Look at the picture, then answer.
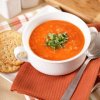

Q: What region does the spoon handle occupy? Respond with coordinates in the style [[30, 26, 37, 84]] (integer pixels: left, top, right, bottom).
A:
[[61, 58, 92, 100]]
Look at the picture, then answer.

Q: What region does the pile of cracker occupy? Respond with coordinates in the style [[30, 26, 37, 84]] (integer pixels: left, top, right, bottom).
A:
[[0, 30, 23, 73]]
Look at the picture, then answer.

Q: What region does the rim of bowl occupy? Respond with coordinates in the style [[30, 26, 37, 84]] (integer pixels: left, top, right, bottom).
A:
[[22, 11, 91, 63]]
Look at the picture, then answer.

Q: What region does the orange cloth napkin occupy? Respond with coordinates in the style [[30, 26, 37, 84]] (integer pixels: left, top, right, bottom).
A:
[[11, 24, 100, 100]]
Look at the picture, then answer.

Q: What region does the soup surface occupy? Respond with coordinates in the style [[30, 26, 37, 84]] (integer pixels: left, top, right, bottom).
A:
[[29, 20, 85, 60]]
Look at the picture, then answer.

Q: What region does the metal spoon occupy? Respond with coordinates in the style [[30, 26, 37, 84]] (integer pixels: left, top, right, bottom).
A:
[[61, 30, 100, 100]]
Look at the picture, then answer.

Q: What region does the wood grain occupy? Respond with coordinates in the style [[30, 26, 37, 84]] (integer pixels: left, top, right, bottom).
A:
[[45, 0, 100, 23]]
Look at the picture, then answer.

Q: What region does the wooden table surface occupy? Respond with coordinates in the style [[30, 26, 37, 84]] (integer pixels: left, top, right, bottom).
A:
[[45, 0, 100, 23]]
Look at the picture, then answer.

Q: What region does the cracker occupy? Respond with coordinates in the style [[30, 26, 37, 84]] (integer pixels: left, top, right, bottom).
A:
[[0, 30, 23, 66], [0, 61, 20, 73]]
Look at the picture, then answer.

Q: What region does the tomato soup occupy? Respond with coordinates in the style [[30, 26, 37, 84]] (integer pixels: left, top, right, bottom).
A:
[[29, 20, 85, 60]]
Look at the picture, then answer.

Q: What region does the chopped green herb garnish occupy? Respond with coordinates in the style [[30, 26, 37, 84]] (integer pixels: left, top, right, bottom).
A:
[[46, 32, 68, 49]]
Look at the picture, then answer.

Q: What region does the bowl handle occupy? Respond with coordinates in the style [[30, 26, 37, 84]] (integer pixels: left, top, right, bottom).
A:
[[89, 27, 98, 41], [14, 46, 28, 62]]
